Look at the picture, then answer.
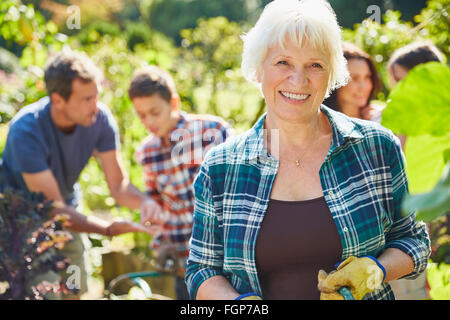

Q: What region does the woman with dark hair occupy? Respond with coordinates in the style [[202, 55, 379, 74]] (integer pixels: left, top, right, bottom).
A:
[[323, 42, 383, 122]]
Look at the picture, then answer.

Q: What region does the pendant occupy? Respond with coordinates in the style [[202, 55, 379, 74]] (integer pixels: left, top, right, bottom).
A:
[[295, 160, 300, 167]]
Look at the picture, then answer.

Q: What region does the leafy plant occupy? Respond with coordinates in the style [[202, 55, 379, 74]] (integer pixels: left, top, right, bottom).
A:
[[403, 163, 450, 223], [0, 189, 73, 299], [381, 62, 449, 268], [427, 261, 450, 299], [382, 62, 450, 195], [382, 62, 450, 137], [414, 0, 450, 57]]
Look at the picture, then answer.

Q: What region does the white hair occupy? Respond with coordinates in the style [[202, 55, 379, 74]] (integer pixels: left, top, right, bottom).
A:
[[241, 0, 349, 97]]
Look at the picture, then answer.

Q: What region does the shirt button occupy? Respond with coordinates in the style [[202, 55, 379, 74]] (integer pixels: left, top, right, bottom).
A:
[[328, 190, 334, 196], [343, 227, 348, 232]]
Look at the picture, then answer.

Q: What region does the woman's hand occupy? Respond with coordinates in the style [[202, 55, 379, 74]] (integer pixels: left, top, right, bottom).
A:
[[317, 256, 385, 300]]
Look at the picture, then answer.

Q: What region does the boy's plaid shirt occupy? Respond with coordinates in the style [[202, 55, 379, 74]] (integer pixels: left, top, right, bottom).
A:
[[135, 111, 234, 265], [186, 105, 431, 300]]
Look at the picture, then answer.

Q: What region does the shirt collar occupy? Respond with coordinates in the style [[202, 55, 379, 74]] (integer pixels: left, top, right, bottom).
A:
[[156, 111, 187, 148], [173, 110, 188, 131], [242, 104, 364, 161]]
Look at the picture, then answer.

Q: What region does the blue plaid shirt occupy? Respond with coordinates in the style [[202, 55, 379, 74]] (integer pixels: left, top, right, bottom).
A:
[[186, 105, 430, 300]]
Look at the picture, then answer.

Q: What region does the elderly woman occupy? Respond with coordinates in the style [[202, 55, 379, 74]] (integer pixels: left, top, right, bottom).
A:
[[185, 0, 430, 300]]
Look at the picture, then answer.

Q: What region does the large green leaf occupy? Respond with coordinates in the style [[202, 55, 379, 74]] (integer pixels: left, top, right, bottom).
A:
[[402, 163, 450, 222], [405, 136, 450, 194], [427, 262, 450, 300], [381, 62, 450, 137]]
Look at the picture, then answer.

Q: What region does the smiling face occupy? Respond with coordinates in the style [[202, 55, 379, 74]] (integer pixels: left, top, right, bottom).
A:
[[259, 38, 330, 123], [132, 93, 180, 139], [336, 58, 373, 116]]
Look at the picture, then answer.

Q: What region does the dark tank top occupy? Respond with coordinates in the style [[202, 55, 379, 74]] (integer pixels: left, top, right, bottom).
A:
[[255, 196, 342, 300]]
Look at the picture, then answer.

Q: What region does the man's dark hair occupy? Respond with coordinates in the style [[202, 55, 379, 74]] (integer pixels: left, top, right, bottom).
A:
[[44, 50, 102, 101], [128, 66, 177, 102], [388, 41, 445, 72]]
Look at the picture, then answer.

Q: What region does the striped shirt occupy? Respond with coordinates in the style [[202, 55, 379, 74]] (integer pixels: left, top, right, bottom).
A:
[[186, 105, 430, 300], [135, 111, 233, 265]]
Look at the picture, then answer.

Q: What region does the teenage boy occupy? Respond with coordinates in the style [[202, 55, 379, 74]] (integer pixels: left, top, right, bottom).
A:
[[0, 51, 161, 299], [129, 66, 234, 299]]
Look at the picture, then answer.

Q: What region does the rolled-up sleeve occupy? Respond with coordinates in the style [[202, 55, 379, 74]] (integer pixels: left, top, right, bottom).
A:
[[185, 160, 225, 299], [384, 135, 431, 279]]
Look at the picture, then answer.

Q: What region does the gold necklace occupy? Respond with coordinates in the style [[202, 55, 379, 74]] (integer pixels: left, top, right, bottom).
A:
[[277, 144, 316, 167], [278, 155, 302, 167]]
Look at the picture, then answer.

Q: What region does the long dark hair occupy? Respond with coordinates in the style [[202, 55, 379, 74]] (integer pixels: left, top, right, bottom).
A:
[[323, 42, 381, 111]]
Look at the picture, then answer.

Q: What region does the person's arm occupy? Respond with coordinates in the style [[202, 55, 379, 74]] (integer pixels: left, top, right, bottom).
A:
[[95, 149, 164, 225], [377, 248, 414, 282], [22, 169, 156, 236], [95, 149, 145, 210], [186, 162, 231, 299], [383, 134, 430, 279], [318, 135, 430, 300], [196, 276, 240, 300]]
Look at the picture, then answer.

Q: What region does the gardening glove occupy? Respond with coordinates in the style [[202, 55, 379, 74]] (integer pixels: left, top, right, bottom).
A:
[[317, 256, 386, 300]]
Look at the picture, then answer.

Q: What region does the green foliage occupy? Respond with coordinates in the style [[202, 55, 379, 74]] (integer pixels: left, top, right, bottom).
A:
[[414, 0, 450, 57], [402, 163, 450, 222], [148, 0, 251, 44], [178, 17, 262, 128], [329, 0, 428, 29], [383, 62, 450, 197], [382, 63, 450, 136], [0, 0, 60, 57], [377, 41, 450, 271], [343, 10, 418, 98], [123, 21, 152, 51], [381, 61, 449, 266], [403, 135, 450, 194], [75, 21, 121, 46], [381, 62, 450, 202], [0, 47, 22, 74], [427, 261, 450, 299], [0, 0, 65, 123]]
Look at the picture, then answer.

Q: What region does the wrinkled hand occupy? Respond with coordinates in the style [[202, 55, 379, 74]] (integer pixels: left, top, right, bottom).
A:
[[140, 198, 165, 226], [108, 219, 161, 237], [317, 256, 385, 300]]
